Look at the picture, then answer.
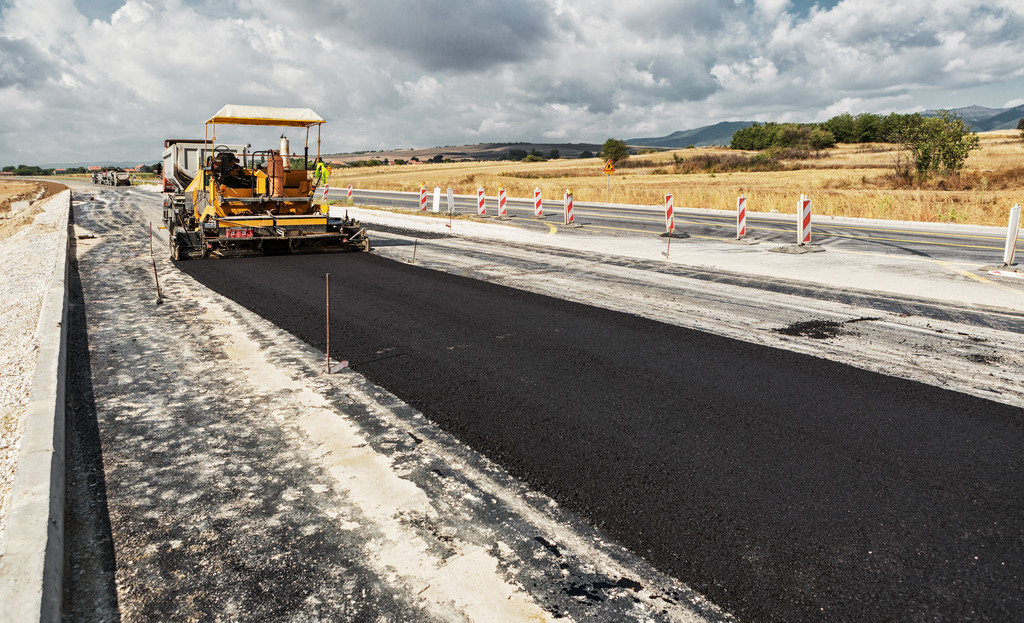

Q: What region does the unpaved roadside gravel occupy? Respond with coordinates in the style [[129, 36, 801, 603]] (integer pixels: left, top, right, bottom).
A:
[[0, 186, 68, 550]]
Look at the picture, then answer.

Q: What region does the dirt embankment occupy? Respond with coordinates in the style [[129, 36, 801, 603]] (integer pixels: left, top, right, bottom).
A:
[[0, 181, 68, 242]]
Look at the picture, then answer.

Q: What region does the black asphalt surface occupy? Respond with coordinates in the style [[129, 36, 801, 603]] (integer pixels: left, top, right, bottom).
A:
[[179, 252, 1024, 622]]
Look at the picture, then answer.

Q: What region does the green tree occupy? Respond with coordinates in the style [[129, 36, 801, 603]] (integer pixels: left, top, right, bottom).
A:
[[600, 138, 630, 163], [2, 165, 14, 172], [548, 149, 559, 159], [808, 127, 836, 150], [893, 111, 980, 179], [821, 113, 855, 143], [578, 150, 594, 159], [508, 149, 528, 160]]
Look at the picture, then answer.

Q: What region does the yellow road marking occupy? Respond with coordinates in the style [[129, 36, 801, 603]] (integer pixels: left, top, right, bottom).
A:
[[546, 222, 558, 235]]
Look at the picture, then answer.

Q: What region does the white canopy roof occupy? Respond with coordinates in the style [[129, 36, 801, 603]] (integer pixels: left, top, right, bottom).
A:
[[206, 105, 325, 127]]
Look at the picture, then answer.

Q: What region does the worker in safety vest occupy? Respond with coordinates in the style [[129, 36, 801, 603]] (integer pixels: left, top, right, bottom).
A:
[[314, 158, 331, 186]]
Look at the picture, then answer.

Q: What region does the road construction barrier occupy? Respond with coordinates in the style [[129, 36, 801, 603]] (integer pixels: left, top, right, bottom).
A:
[[432, 186, 441, 213], [498, 186, 508, 217], [477, 187, 486, 216], [323, 183, 330, 202], [1005, 204, 1021, 265], [665, 193, 675, 233], [737, 195, 747, 239], [420, 184, 428, 211], [446, 187, 455, 214], [534, 187, 543, 217], [564, 189, 574, 224], [797, 194, 812, 245], [347, 184, 353, 200]]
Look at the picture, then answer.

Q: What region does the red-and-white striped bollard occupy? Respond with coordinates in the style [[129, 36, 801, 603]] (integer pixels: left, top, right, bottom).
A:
[[798, 194, 812, 245], [498, 186, 507, 217], [323, 183, 330, 202], [477, 187, 486, 216], [664, 193, 675, 233], [563, 189, 574, 224], [737, 195, 748, 239], [534, 187, 543, 217], [419, 184, 428, 211], [347, 184, 353, 200]]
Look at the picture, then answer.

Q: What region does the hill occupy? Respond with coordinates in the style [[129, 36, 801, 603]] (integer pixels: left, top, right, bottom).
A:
[[325, 142, 603, 164], [627, 121, 755, 148], [922, 104, 1024, 131]]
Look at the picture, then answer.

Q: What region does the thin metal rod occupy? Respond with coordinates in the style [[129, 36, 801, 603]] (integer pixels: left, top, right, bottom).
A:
[[326, 272, 331, 373], [149, 222, 163, 303]]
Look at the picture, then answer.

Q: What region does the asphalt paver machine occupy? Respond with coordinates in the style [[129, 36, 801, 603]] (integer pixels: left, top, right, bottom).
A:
[[164, 104, 368, 260]]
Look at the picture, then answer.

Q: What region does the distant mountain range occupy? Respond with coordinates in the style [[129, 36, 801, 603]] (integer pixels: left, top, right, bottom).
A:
[[921, 104, 1024, 131], [628, 105, 1024, 150], [628, 121, 755, 148]]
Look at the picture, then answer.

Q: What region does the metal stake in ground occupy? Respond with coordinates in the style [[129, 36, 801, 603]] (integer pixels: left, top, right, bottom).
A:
[[325, 272, 348, 373], [446, 187, 455, 231], [149, 222, 163, 305], [325, 272, 330, 373]]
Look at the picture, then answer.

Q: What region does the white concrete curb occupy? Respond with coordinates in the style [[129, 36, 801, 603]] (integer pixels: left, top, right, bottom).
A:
[[0, 190, 71, 623]]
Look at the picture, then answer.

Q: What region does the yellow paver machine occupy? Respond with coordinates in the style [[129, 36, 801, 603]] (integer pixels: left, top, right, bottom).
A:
[[163, 105, 368, 260]]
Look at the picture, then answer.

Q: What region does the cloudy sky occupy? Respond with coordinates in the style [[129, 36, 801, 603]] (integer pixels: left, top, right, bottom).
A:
[[2, 0, 1023, 166]]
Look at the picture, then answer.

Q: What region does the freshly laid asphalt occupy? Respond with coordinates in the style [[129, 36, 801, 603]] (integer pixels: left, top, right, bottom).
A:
[[180, 252, 1023, 622]]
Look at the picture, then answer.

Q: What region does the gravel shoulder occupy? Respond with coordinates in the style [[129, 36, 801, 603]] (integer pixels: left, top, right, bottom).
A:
[[0, 185, 69, 551]]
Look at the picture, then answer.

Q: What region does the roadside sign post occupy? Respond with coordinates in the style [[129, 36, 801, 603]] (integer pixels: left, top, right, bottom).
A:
[[432, 186, 441, 213], [603, 159, 615, 202]]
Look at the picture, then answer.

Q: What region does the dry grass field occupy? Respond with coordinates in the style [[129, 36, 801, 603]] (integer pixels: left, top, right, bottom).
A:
[[329, 131, 1024, 226]]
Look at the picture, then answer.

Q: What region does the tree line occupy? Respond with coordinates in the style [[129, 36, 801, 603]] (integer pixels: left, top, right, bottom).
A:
[[2, 164, 161, 176], [730, 111, 980, 179]]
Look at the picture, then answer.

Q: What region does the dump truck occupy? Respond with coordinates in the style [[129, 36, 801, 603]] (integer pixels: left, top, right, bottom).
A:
[[92, 169, 130, 185], [162, 105, 368, 260], [106, 170, 131, 186]]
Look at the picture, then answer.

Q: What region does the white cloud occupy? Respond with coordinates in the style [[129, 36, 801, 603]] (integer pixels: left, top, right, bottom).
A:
[[1, 0, 1023, 165]]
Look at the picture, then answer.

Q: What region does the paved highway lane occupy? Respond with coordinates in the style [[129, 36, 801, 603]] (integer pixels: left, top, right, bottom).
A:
[[336, 188, 1020, 264], [179, 252, 1023, 622]]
